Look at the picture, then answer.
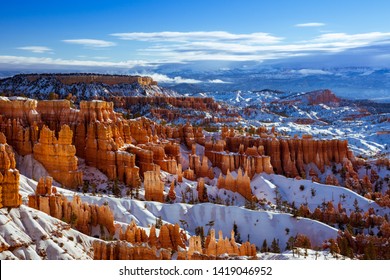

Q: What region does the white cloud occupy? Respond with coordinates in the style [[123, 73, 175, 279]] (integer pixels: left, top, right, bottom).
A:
[[17, 46, 53, 53], [5, 31, 390, 68], [111, 31, 283, 44], [208, 79, 230, 84], [295, 22, 325, 27], [0, 55, 146, 68], [137, 73, 201, 84], [313, 32, 390, 43], [62, 39, 116, 48], [291, 69, 332, 75], [134, 31, 390, 62]]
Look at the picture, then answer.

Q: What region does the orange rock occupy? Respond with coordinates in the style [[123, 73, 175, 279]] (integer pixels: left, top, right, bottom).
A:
[[0, 133, 22, 208], [197, 178, 208, 202], [33, 125, 82, 189], [144, 166, 164, 202], [168, 181, 176, 202]]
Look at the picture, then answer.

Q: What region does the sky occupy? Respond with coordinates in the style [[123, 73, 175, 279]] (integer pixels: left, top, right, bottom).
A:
[[1, 0, 390, 72]]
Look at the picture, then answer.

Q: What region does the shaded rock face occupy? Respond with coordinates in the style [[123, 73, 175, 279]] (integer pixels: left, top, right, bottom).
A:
[[0, 132, 22, 208]]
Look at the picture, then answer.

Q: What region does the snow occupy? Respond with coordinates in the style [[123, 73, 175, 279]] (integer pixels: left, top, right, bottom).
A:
[[0, 205, 94, 260]]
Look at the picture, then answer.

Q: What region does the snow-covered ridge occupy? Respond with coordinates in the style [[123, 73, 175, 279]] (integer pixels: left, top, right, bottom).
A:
[[0, 74, 180, 101]]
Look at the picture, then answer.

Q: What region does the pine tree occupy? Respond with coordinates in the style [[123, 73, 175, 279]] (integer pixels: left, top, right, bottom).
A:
[[271, 238, 281, 253], [261, 239, 269, 253], [233, 222, 242, 243]]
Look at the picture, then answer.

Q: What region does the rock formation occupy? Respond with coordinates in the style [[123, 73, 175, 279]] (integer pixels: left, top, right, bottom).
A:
[[217, 168, 252, 200], [0, 132, 22, 208], [144, 166, 164, 202], [205, 139, 273, 177], [94, 223, 257, 260], [28, 179, 115, 236], [33, 125, 82, 188], [197, 178, 208, 202]]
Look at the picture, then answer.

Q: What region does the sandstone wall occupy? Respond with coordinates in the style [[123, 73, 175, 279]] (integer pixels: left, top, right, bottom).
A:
[[0, 132, 22, 208], [33, 125, 82, 188]]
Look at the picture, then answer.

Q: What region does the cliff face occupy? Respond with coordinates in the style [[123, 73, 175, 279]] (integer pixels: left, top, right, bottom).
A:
[[222, 135, 351, 178], [0, 97, 40, 126], [0, 133, 22, 208], [33, 125, 82, 189], [205, 140, 273, 177], [144, 166, 165, 203]]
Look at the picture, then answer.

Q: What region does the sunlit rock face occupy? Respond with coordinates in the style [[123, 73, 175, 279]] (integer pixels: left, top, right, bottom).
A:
[[33, 125, 82, 189], [0, 132, 22, 208]]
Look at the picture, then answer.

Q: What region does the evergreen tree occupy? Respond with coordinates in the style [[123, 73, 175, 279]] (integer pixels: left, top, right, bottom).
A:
[[261, 239, 269, 253], [271, 238, 281, 253], [233, 222, 242, 243]]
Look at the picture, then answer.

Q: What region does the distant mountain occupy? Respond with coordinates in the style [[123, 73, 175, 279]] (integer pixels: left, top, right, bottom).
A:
[[0, 73, 180, 102], [158, 67, 390, 102]]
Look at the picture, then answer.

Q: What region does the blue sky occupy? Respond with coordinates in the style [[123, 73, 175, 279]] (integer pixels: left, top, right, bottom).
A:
[[1, 0, 390, 71]]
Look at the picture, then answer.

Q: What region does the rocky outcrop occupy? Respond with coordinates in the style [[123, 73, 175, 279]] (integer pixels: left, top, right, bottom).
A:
[[217, 169, 252, 200], [221, 135, 352, 178], [93, 240, 171, 260], [144, 166, 164, 202], [197, 178, 208, 202], [28, 180, 115, 236], [33, 125, 82, 188], [0, 97, 40, 126], [205, 140, 273, 177], [306, 89, 341, 105], [95, 223, 257, 260], [202, 229, 256, 258], [0, 132, 22, 208]]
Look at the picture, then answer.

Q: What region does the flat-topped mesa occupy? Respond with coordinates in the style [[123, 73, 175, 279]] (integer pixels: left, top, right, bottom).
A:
[[0, 132, 22, 208], [33, 125, 82, 189], [25, 74, 157, 86], [144, 166, 164, 202], [0, 96, 40, 126]]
